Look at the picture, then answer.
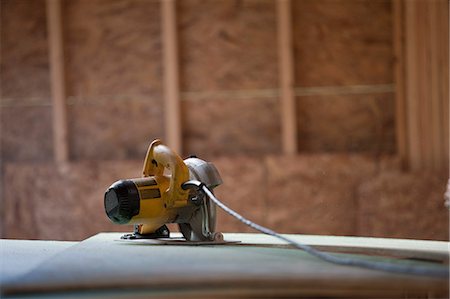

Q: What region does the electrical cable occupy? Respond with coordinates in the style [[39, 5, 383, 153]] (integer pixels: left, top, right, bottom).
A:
[[182, 180, 449, 278]]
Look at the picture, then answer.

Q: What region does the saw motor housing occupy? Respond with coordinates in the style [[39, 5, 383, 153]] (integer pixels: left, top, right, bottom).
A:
[[104, 140, 222, 241]]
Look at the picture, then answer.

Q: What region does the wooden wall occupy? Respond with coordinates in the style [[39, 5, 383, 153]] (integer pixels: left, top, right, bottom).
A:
[[65, 0, 164, 160], [1, 0, 448, 241], [1, 0, 53, 161], [294, 0, 395, 153], [179, 0, 281, 156]]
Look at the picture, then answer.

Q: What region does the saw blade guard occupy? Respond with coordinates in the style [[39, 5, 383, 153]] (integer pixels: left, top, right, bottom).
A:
[[180, 157, 223, 241]]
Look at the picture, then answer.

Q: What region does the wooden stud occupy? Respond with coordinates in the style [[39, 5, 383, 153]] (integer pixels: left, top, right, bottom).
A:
[[46, 0, 69, 163], [276, 0, 297, 155], [402, 0, 449, 173], [443, 0, 449, 175], [419, 1, 432, 170], [404, 0, 421, 170], [392, 0, 408, 169], [429, 0, 442, 172], [161, 0, 182, 154]]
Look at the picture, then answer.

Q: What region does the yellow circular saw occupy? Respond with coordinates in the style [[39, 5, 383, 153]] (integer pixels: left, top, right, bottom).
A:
[[104, 139, 222, 241]]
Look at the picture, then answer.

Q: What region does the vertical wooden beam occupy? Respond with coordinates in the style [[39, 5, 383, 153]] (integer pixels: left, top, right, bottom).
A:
[[443, 0, 449, 175], [404, 0, 422, 170], [46, 0, 69, 163], [392, 0, 408, 169], [429, 0, 443, 172], [418, 1, 432, 170], [161, 0, 182, 153], [276, 0, 298, 155], [402, 0, 449, 173]]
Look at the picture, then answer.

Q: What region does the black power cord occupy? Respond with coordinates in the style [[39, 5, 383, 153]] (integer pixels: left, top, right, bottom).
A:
[[182, 180, 449, 278]]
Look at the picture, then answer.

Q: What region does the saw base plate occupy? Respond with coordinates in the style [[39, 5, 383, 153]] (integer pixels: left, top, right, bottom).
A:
[[116, 236, 240, 246]]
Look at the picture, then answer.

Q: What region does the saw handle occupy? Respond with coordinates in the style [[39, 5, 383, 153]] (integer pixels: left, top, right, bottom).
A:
[[142, 139, 189, 207]]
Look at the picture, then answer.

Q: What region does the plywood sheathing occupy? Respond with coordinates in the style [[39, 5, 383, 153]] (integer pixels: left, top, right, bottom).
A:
[[178, 0, 281, 156], [2, 161, 143, 240], [358, 171, 449, 240], [266, 155, 377, 236], [64, 0, 162, 97], [63, 0, 164, 160], [292, 0, 395, 153], [0, 107, 54, 161], [182, 97, 281, 158], [0, 0, 51, 101], [1, 0, 399, 162], [0, 0, 53, 162], [68, 98, 163, 160], [178, 0, 278, 92], [214, 156, 266, 233], [1, 0, 448, 242], [297, 94, 395, 153], [3, 156, 448, 241], [293, 0, 393, 87]]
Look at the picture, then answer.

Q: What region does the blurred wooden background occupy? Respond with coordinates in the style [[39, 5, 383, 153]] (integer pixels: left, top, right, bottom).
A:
[[1, 0, 448, 241]]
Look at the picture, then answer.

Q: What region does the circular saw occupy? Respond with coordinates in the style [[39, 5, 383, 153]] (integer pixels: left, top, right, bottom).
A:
[[104, 139, 223, 242]]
